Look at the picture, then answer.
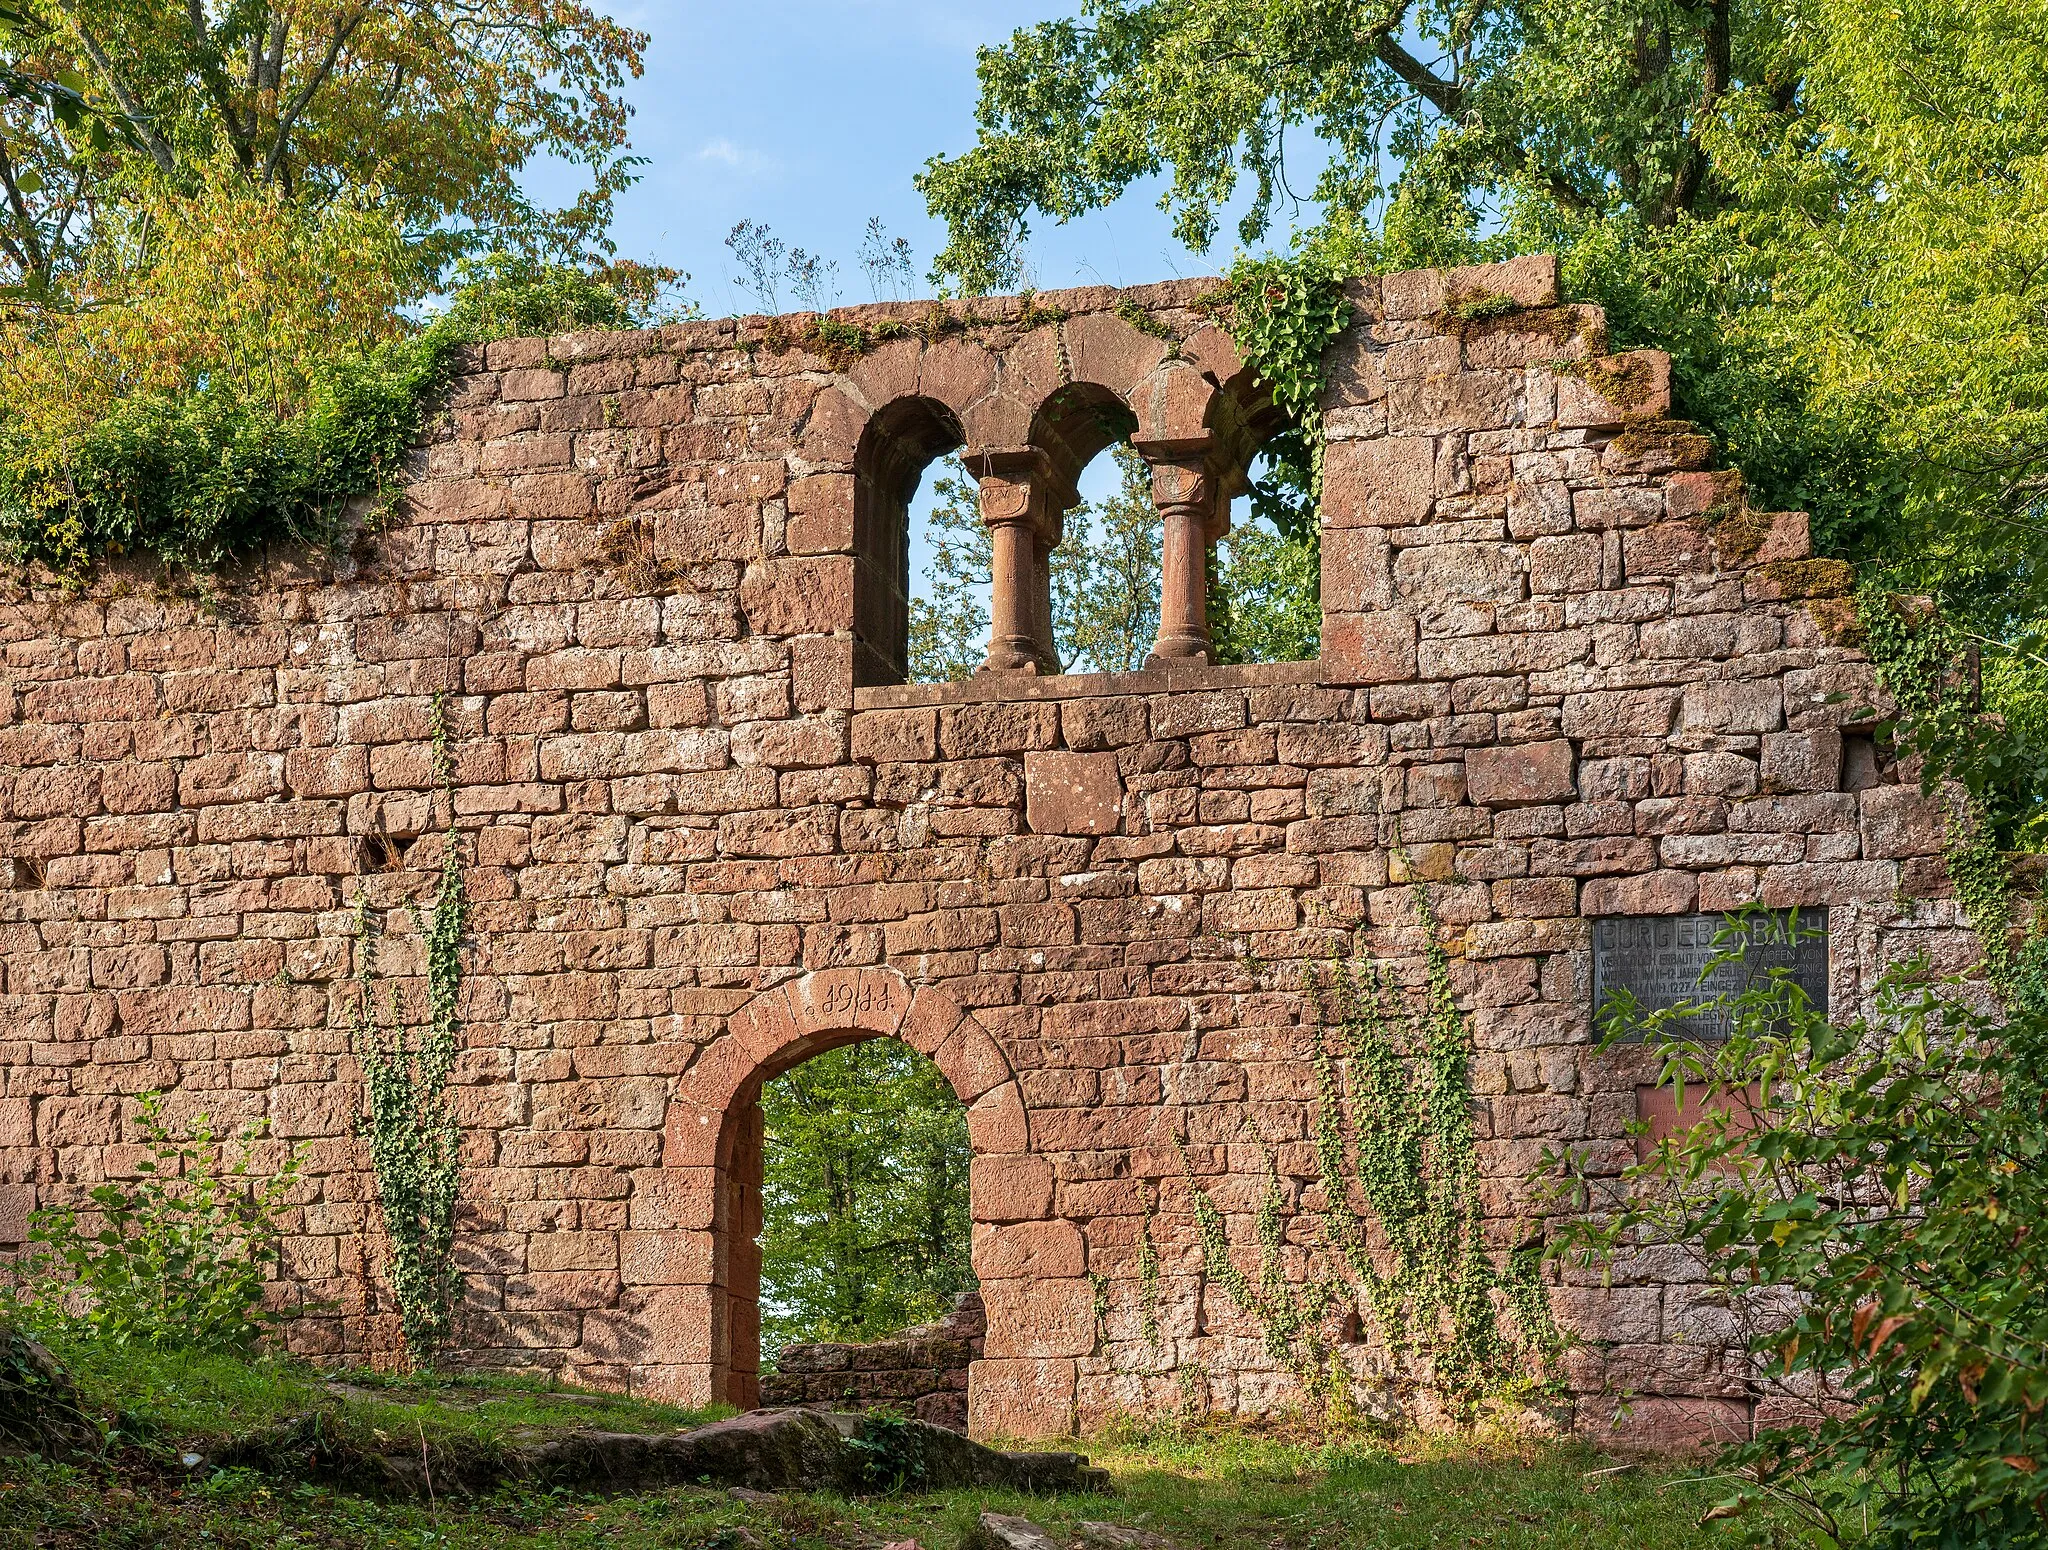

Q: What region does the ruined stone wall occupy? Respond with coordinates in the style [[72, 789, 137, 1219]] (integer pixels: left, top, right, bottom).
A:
[[760, 1291, 983, 1432], [0, 255, 1971, 1452]]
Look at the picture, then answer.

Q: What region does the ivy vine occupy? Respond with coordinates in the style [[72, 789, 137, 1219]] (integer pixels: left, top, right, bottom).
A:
[[349, 693, 469, 1368], [1176, 890, 1564, 1421], [1855, 585, 2048, 1014], [1205, 254, 1355, 543]]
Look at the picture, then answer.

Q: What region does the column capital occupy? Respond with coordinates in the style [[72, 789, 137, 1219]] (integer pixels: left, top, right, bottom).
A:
[[966, 446, 1074, 544]]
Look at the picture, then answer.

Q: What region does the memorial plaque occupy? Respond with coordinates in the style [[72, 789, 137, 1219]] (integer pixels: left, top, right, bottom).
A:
[[1592, 910, 1829, 1040]]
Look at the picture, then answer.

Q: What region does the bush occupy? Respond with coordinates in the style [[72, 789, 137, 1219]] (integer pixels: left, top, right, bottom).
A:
[[3, 1094, 305, 1354], [0, 177, 686, 585], [1554, 908, 2048, 1546]]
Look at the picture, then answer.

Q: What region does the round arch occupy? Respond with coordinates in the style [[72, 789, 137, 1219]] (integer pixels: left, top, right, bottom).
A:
[[647, 969, 1036, 1414]]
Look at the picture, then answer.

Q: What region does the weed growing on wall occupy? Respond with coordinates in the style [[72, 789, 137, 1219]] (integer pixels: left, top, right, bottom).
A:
[[1203, 251, 1354, 543], [348, 697, 469, 1368], [1176, 892, 1563, 1421], [0, 251, 676, 587]]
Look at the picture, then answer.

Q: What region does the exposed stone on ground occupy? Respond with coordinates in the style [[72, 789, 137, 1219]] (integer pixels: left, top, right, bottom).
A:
[[964, 1512, 1064, 1550], [1076, 1524, 1169, 1550], [223, 1406, 1111, 1501]]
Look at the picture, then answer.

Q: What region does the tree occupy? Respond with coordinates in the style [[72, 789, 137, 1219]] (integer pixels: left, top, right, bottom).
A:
[[0, 0, 648, 288], [757, 1041, 973, 1356]]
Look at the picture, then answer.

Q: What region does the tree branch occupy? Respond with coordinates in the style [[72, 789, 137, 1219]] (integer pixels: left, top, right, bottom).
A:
[[263, 7, 369, 187], [1658, 0, 1732, 224], [1371, 27, 1592, 214], [0, 136, 47, 277], [56, 4, 176, 176], [185, 0, 257, 169]]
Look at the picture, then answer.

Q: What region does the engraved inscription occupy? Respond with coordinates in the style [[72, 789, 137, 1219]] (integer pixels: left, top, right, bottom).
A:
[[1593, 910, 1829, 1040]]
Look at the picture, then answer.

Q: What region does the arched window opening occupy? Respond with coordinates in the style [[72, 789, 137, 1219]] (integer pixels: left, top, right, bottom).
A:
[[906, 456, 992, 684], [733, 1039, 975, 1419], [854, 397, 965, 687]]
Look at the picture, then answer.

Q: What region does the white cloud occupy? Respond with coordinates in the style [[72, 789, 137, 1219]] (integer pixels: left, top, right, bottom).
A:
[[696, 136, 776, 175]]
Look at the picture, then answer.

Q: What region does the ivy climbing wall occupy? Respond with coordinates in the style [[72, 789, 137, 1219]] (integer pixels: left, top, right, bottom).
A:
[[0, 254, 1973, 1454]]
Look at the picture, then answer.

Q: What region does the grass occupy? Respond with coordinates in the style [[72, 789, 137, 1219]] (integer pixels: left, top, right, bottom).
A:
[[0, 1342, 1786, 1550]]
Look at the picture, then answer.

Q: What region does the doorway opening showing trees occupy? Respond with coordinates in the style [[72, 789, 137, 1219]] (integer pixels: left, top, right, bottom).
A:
[[755, 1039, 974, 1358]]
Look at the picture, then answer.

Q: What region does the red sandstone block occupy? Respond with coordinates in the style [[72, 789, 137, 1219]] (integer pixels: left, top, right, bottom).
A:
[[22, 677, 156, 723], [1321, 436, 1433, 528], [1594, 1396, 1752, 1457], [1023, 751, 1121, 836], [850, 708, 936, 763], [1680, 679, 1783, 736], [971, 1154, 1054, 1222], [1622, 520, 1714, 580], [1581, 870, 1698, 916], [1859, 784, 1948, 859], [788, 967, 909, 1039], [971, 1220, 1085, 1281], [1560, 688, 1681, 740], [707, 461, 787, 505], [938, 702, 1059, 759], [968, 1357, 1077, 1440], [738, 557, 854, 636], [1467, 739, 1576, 807], [285, 746, 368, 799], [967, 1080, 1030, 1156], [1322, 609, 1417, 686], [1759, 730, 1842, 795], [979, 1277, 1096, 1360]]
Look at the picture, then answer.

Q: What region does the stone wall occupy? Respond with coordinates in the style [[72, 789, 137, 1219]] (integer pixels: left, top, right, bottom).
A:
[[0, 254, 1970, 1451], [760, 1291, 984, 1432]]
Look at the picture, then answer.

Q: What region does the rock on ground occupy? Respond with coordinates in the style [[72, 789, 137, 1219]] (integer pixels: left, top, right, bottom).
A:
[[227, 1405, 1112, 1500]]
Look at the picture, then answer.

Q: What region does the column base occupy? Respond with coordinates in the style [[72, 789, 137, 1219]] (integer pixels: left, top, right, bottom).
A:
[[1144, 642, 1214, 670]]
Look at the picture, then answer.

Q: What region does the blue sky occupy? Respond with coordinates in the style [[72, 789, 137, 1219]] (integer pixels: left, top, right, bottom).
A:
[[524, 1, 1291, 610], [530, 1, 1273, 315]]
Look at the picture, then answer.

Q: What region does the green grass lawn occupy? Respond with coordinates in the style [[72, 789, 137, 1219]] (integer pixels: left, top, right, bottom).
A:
[[0, 1344, 1782, 1550]]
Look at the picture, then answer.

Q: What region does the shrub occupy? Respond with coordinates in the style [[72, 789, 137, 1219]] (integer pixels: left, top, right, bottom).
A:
[[0, 174, 687, 585], [1554, 908, 2048, 1546], [3, 1094, 306, 1354]]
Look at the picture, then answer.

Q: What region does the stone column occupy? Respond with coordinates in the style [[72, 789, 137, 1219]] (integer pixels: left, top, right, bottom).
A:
[[1140, 446, 1223, 666], [973, 449, 1066, 675]]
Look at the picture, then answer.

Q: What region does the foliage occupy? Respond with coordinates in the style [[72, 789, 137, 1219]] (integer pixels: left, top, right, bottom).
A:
[[347, 697, 468, 1369], [1, 1094, 304, 1355], [1853, 585, 2048, 1027], [1179, 895, 1562, 1420], [758, 1041, 972, 1355], [921, 0, 2048, 831], [0, 175, 674, 583], [0, 0, 649, 289], [1206, 248, 1356, 544], [1555, 913, 2048, 1547], [1055, 443, 1165, 673], [907, 459, 996, 683], [1211, 515, 1319, 666]]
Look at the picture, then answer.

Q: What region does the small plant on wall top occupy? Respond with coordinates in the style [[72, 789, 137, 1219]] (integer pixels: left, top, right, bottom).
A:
[[347, 695, 469, 1368], [1176, 890, 1564, 1422]]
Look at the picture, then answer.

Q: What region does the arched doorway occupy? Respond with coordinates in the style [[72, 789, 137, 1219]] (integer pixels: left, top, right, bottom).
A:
[[655, 969, 1067, 1429]]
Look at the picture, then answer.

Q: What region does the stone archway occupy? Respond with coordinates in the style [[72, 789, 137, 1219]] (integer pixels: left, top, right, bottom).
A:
[[647, 968, 1067, 1431]]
